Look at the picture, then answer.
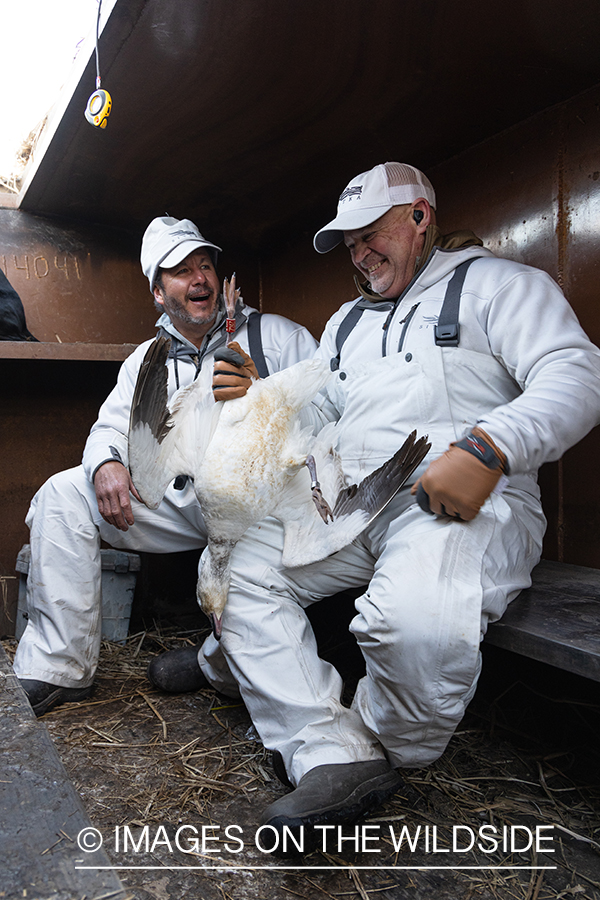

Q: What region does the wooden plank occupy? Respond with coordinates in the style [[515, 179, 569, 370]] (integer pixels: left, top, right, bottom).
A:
[[0, 644, 127, 899], [0, 341, 138, 361], [485, 560, 600, 681]]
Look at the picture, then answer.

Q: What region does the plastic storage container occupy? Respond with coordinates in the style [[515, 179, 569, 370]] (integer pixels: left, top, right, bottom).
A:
[[14, 544, 140, 643]]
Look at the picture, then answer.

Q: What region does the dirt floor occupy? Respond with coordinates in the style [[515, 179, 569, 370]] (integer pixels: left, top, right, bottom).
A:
[[3, 620, 600, 900]]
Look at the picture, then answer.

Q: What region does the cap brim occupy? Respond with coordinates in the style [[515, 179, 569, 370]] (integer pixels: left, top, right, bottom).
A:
[[313, 203, 394, 253], [160, 239, 222, 269]]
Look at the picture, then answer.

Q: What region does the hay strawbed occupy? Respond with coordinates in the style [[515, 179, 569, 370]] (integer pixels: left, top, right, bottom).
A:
[[3, 631, 599, 900]]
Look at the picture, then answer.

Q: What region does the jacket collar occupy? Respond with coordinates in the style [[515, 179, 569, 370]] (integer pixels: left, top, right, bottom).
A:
[[155, 296, 255, 360], [354, 226, 486, 303]]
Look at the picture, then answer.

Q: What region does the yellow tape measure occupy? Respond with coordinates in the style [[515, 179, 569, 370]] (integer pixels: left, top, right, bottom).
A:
[[84, 89, 112, 129]]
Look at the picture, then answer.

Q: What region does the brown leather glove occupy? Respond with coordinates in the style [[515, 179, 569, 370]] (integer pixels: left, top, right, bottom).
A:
[[411, 427, 508, 521], [212, 341, 259, 401]]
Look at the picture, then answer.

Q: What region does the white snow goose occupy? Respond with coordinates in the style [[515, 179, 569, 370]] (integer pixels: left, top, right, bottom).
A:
[[128, 336, 430, 640]]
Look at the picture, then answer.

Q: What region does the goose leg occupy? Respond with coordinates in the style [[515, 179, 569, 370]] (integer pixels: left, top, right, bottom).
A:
[[306, 454, 334, 524], [223, 274, 241, 346]]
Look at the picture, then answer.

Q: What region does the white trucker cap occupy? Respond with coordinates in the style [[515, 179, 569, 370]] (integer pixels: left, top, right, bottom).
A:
[[141, 216, 222, 290], [313, 162, 436, 253]]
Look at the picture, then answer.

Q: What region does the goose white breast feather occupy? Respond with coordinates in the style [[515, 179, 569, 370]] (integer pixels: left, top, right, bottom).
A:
[[128, 336, 430, 639]]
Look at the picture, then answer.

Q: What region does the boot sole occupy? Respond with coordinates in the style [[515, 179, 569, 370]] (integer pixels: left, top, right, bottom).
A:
[[263, 770, 403, 857], [31, 686, 94, 717]]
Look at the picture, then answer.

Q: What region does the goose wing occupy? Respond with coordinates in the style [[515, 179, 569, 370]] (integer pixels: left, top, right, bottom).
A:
[[332, 430, 431, 521], [278, 429, 431, 567], [128, 336, 220, 508], [129, 336, 172, 444]]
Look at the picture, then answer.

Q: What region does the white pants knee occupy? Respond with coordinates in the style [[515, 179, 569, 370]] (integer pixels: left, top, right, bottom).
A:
[[12, 466, 209, 687], [202, 487, 545, 783]]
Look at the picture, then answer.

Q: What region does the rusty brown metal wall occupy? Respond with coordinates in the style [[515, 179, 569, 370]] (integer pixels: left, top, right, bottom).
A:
[[0, 359, 123, 635], [430, 85, 600, 569], [260, 84, 600, 569], [0, 209, 155, 344], [0, 211, 154, 634]]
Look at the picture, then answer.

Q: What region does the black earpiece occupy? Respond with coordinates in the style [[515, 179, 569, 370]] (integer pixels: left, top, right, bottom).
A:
[[413, 209, 424, 225]]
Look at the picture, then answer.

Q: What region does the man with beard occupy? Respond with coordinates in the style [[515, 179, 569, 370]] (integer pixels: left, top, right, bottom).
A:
[[13, 216, 318, 716]]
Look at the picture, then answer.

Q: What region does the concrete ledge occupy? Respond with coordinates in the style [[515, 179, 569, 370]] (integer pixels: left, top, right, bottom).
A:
[[0, 644, 127, 899]]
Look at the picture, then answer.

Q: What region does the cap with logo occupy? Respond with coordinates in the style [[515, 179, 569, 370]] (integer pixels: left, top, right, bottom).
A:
[[313, 162, 436, 254], [141, 216, 223, 290]]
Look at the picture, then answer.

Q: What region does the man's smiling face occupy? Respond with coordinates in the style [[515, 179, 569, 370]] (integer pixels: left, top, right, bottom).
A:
[[154, 249, 221, 344], [343, 205, 425, 299]]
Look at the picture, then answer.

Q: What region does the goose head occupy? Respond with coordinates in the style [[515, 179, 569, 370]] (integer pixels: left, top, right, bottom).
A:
[[197, 537, 237, 640]]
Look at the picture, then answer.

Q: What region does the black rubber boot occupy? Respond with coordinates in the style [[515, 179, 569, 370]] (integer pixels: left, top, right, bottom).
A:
[[147, 644, 208, 693], [260, 759, 405, 856], [19, 679, 94, 717]]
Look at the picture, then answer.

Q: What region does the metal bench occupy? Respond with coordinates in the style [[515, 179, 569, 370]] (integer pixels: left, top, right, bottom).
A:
[[485, 560, 600, 682]]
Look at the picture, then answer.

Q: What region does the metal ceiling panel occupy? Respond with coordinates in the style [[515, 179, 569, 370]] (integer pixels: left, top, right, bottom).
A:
[[17, 0, 600, 251]]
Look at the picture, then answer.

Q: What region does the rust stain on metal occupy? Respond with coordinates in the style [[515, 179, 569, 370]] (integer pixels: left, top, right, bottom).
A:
[[555, 111, 569, 293], [554, 112, 571, 562]]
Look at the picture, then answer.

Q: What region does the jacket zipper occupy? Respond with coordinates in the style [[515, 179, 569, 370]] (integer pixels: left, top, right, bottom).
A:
[[380, 248, 439, 356], [397, 303, 420, 353], [377, 246, 482, 356]]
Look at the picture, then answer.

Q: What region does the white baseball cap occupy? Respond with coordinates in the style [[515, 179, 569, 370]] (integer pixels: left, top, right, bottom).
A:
[[141, 216, 222, 290], [313, 162, 436, 253]]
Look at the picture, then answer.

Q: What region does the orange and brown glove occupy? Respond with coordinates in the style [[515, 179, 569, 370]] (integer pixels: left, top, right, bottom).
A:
[[212, 341, 259, 401], [411, 427, 509, 521]]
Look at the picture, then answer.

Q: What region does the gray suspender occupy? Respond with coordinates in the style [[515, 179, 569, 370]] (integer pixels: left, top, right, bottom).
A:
[[330, 299, 394, 371], [159, 309, 271, 379], [330, 256, 477, 368], [434, 257, 477, 347], [246, 312, 269, 378]]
